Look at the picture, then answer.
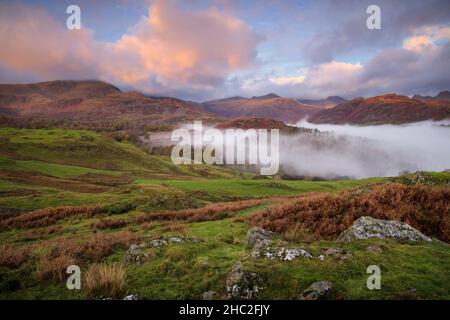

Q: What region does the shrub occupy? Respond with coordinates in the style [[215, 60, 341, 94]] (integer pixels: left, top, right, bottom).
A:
[[103, 201, 138, 215], [84, 263, 126, 299]]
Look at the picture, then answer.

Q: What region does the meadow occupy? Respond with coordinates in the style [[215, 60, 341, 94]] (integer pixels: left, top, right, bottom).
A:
[[0, 127, 449, 299]]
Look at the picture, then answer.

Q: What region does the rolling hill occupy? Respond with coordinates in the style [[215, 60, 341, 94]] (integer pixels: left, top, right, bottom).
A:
[[309, 94, 450, 125], [0, 80, 207, 123]]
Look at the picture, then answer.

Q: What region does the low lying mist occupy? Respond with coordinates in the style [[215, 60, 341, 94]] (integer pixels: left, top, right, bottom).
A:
[[140, 120, 450, 180], [282, 120, 450, 179]]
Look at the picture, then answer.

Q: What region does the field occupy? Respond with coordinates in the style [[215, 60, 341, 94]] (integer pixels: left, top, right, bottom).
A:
[[0, 128, 449, 299]]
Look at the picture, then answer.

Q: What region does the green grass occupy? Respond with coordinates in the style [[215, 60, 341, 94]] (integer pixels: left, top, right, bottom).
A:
[[135, 178, 384, 200], [0, 126, 449, 300], [0, 157, 120, 178], [0, 127, 243, 178]]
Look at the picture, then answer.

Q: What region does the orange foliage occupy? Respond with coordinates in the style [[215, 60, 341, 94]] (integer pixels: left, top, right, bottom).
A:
[[136, 199, 262, 224], [251, 183, 450, 242]]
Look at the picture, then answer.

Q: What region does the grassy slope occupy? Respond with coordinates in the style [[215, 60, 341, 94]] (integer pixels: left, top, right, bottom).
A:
[[0, 127, 449, 299]]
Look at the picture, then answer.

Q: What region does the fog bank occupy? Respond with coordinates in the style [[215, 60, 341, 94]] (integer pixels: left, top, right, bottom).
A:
[[283, 120, 450, 179]]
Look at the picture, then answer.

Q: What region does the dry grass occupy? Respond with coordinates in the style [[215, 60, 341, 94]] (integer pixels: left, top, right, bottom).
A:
[[66, 231, 139, 262], [0, 206, 102, 230], [251, 183, 450, 242], [91, 218, 127, 230], [161, 221, 188, 234], [84, 263, 126, 299], [36, 253, 75, 282], [0, 245, 30, 268], [135, 199, 262, 224]]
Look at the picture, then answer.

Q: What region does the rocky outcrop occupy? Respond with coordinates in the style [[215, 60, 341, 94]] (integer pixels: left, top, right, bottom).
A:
[[126, 236, 200, 263], [246, 227, 274, 249], [250, 246, 313, 261], [298, 281, 333, 300], [226, 262, 264, 300], [337, 216, 432, 242]]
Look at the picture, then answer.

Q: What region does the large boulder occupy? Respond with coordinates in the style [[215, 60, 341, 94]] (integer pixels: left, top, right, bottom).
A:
[[298, 281, 333, 300], [337, 216, 432, 242], [246, 227, 274, 249], [226, 262, 264, 300]]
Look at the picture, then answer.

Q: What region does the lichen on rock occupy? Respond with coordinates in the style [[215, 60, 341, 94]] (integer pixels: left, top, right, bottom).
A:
[[337, 216, 432, 242]]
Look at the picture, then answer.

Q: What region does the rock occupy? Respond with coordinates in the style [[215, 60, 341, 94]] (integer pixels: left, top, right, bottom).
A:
[[367, 244, 383, 253], [246, 227, 274, 249], [126, 242, 150, 263], [298, 281, 333, 300], [322, 247, 352, 264], [337, 216, 432, 242], [202, 291, 216, 300], [148, 239, 168, 247], [126, 236, 200, 263], [226, 262, 264, 300], [123, 294, 138, 300], [251, 247, 313, 261]]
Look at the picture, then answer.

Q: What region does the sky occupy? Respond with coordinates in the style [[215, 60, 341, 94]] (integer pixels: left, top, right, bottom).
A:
[[0, 0, 449, 101]]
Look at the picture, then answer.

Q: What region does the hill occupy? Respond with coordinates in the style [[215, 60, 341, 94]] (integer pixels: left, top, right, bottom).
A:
[[0, 80, 208, 123], [309, 94, 450, 124], [0, 127, 242, 180], [298, 96, 347, 108], [412, 90, 450, 102], [202, 94, 320, 122]]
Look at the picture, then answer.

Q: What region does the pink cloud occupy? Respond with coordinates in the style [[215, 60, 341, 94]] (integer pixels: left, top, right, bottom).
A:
[[0, 1, 262, 98]]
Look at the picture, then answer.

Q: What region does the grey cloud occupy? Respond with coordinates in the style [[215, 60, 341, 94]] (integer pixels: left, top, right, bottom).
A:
[[301, 0, 450, 64]]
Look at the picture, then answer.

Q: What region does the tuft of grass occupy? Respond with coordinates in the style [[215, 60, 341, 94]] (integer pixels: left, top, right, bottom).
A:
[[84, 263, 126, 299], [36, 253, 75, 282]]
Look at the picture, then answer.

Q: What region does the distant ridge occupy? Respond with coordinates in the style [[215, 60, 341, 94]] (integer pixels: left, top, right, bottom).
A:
[[202, 94, 320, 122], [298, 96, 347, 108], [0, 80, 206, 122], [412, 90, 450, 102], [309, 93, 450, 124]]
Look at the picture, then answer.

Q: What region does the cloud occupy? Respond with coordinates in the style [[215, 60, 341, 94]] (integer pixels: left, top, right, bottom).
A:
[[0, 4, 102, 80], [303, 61, 363, 95], [270, 75, 305, 85], [0, 1, 262, 100], [403, 36, 434, 52], [248, 24, 450, 99], [300, 0, 450, 64], [108, 1, 262, 93]]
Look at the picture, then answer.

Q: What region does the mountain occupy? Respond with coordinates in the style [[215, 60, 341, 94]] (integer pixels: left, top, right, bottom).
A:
[[0, 80, 206, 123], [309, 94, 450, 125], [202, 94, 320, 122], [298, 96, 347, 108], [215, 118, 289, 129], [412, 90, 450, 102]]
